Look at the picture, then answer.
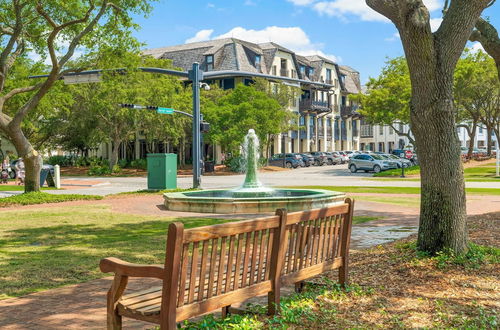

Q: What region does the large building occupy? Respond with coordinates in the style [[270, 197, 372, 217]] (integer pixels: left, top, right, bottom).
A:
[[143, 38, 362, 163]]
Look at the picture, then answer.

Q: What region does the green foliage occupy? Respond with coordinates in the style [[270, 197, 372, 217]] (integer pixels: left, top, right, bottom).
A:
[[129, 159, 147, 170], [434, 244, 500, 270], [87, 163, 111, 176], [354, 57, 411, 128], [0, 192, 102, 208], [185, 281, 375, 329], [397, 241, 499, 269], [203, 83, 289, 155]]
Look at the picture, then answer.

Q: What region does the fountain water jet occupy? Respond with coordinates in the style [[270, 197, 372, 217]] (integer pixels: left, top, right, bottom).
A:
[[164, 129, 345, 213]]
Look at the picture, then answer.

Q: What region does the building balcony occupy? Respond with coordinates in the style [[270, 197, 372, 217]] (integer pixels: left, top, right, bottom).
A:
[[360, 125, 374, 138], [340, 105, 360, 118], [280, 69, 289, 77], [299, 99, 332, 114], [325, 79, 333, 85]]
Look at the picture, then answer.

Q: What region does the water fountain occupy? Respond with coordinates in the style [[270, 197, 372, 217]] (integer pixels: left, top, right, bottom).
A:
[[164, 129, 345, 213]]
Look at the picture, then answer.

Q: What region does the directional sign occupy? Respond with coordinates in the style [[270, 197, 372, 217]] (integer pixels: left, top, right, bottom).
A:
[[157, 107, 174, 114]]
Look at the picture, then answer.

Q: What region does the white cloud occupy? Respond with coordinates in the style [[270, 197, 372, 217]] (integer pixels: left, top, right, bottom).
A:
[[185, 26, 341, 62], [385, 32, 400, 42], [185, 29, 214, 43], [429, 18, 443, 32], [287, 0, 317, 5], [470, 42, 485, 53], [291, 0, 443, 22], [313, 0, 387, 22]]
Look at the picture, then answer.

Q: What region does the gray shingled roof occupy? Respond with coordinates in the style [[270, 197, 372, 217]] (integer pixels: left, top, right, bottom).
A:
[[143, 38, 359, 86], [340, 66, 361, 94]]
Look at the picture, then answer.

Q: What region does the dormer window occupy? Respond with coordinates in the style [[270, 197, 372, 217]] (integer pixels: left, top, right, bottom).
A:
[[340, 74, 346, 85], [206, 55, 214, 71], [254, 55, 261, 69], [299, 65, 305, 76]]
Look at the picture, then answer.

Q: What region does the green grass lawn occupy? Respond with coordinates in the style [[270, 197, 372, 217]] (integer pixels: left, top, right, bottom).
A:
[[288, 186, 500, 196], [0, 185, 57, 191], [354, 196, 420, 208], [0, 204, 230, 299], [0, 192, 103, 207], [0, 202, 383, 300], [371, 162, 500, 181]]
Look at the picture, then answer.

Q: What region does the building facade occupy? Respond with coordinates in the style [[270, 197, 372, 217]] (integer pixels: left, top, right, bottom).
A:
[[142, 38, 362, 163]]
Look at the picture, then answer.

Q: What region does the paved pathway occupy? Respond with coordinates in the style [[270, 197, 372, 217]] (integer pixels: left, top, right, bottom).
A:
[[2, 164, 499, 197], [0, 181, 498, 328]]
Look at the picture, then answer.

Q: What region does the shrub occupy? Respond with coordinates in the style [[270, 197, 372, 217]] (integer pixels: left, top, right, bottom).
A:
[[87, 162, 111, 176], [129, 158, 147, 170], [225, 156, 245, 172], [117, 159, 129, 168], [46, 155, 71, 166], [111, 165, 122, 174]]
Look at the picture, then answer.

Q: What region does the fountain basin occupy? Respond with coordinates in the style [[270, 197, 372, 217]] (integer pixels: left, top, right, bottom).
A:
[[164, 188, 346, 214]]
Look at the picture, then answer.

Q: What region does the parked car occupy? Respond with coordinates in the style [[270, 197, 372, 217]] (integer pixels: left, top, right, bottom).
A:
[[343, 150, 361, 159], [336, 151, 349, 163], [379, 154, 412, 168], [269, 153, 302, 168], [391, 149, 418, 165], [324, 152, 342, 165], [297, 153, 314, 167], [306, 152, 328, 166], [348, 154, 399, 173]]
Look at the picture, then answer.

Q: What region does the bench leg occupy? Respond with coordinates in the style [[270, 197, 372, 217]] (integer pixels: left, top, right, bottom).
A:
[[339, 265, 348, 288], [221, 305, 231, 318], [294, 281, 305, 293], [268, 291, 280, 316], [107, 274, 128, 330]]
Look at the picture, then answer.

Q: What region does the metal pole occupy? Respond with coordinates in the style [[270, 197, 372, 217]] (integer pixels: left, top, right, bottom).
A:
[[496, 123, 499, 177], [189, 63, 202, 188]]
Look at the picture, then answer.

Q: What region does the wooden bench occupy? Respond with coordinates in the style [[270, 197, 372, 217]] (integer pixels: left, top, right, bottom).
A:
[[100, 198, 354, 329]]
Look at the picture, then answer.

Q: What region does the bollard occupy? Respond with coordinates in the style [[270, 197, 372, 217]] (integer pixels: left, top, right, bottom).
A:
[[400, 164, 405, 178], [54, 164, 61, 189]]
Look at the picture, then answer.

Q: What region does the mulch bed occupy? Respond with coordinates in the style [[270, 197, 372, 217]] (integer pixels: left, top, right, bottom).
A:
[[303, 212, 500, 328]]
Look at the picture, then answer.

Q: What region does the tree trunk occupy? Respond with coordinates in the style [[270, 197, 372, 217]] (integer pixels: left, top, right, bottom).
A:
[[109, 138, 121, 169], [8, 128, 42, 193], [467, 122, 478, 159], [412, 98, 468, 255], [486, 126, 493, 156]]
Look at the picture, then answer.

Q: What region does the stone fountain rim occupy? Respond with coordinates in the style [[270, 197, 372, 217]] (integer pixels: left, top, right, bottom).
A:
[[164, 188, 344, 202]]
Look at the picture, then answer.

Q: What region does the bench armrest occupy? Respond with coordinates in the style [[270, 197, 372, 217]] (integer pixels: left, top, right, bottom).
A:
[[100, 257, 165, 279]]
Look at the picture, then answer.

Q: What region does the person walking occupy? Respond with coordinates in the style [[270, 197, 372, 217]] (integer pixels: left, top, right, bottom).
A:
[[15, 158, 25, 185]]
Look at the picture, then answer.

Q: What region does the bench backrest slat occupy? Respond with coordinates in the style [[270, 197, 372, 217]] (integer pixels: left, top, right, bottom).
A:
[[158, 199, 353, 326], [280, 201, 353, 286]]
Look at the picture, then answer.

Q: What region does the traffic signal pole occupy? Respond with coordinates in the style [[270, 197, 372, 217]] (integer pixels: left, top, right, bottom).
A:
[[189, 63, 202, 188]]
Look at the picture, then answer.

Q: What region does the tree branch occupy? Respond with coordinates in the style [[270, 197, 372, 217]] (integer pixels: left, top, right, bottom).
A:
[[9, 1, 113, 130], [437, 0, 493, 71]]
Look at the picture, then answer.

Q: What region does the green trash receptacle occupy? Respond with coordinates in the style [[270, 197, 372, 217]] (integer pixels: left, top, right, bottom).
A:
[[147, 153, 177, 190]]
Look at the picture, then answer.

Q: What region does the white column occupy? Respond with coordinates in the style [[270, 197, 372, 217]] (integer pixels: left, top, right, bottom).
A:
[[54, 165, 61, 189], [274, 134, 282, 154], [305, 114, 311, 152], [322, 117, 328, 152]]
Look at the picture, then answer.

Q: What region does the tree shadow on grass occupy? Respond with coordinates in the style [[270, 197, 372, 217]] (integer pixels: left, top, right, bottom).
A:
[[0, 217, 231, 299]]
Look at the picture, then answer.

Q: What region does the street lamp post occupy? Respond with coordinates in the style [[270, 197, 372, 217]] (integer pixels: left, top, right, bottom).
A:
[[189, 63, 203, 188]]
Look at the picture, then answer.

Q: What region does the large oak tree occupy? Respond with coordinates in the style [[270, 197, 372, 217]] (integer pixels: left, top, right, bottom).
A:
[[366, 0, 493, 254], [0, 0, 155, 192]]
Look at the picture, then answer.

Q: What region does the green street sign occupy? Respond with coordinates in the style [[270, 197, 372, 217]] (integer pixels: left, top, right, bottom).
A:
[[157, 107, 174, 114]]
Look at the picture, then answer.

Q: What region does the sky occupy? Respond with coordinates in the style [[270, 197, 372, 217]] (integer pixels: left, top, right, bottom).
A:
[[131, 0, 499, 84]]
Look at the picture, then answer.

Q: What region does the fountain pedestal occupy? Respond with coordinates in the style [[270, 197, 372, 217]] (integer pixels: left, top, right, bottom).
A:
[[163, 129, 345, 214]]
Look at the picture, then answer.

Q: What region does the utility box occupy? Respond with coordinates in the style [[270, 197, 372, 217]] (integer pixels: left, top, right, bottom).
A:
[[147, 153, 177, 190]]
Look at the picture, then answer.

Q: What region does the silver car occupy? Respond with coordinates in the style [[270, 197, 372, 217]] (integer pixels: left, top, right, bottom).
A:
[[380, 154, 412, 168], [348, 154, 399, 173]]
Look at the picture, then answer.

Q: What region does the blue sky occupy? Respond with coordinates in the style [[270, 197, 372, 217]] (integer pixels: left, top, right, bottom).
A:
[[132, 0, 499, 83]]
